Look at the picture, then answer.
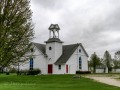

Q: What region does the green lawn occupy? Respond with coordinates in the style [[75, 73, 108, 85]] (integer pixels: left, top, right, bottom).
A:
[[0, 74, 120, 90]]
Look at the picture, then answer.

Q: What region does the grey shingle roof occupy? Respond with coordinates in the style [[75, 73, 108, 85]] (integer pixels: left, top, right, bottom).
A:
[[45, 38, 63, 43], [32, 42, 46, 55], [54, 44, 79, 65], [55, 43, 89, 65]]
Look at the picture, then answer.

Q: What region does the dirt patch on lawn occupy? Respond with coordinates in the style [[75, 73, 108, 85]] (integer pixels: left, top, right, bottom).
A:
[[84, 75, 120, 87]]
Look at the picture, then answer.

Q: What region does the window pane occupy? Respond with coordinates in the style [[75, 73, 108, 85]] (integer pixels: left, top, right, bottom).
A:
[[79, 57, 82, 69], [30, 58, 33, 70], [79, 57, 81, 60], [49, 47, 52, 50], [79, 49, 81, 52], [58, 65, 61, 70]]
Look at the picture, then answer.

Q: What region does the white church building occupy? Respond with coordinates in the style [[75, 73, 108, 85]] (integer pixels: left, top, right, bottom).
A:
[[19, 24, 89, 74]]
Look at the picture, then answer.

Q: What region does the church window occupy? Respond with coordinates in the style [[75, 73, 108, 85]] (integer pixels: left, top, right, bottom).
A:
[[79, 49, 81, 53], [31, 48, 34, 52], [58, 65, 61, 70], [79, 57, 82, 69], [30, 58, 33, 70], [49, 47, 52, 50]]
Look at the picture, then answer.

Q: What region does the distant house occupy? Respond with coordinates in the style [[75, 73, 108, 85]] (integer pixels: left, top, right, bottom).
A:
[[19, 24, 89, 74], [92, 65, 120, 73], [95, 65, 106, 73]]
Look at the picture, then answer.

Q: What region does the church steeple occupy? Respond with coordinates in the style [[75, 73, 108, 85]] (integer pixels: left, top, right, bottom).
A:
[[45, 24, 63, 67], [49, 24, 60, 38]]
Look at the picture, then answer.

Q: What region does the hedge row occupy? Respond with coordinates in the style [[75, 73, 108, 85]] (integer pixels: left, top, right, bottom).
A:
[[76, 71, 91, 74], [18, 69, 41, 75], [27, 69, 41, 75]]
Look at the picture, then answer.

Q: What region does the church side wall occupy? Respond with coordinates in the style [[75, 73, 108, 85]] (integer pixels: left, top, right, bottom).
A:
[[53, 64, 66, 74], [33, 47, 47, 74], [66, 53, 77, 74], [19, 61, 29, 70], [19, 46, 47, 74], [66, 45, 88, 74]]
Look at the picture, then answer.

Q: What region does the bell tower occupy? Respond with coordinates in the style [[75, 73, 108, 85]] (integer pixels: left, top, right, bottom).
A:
[[49, 24, 60, 38], [45, 24, 63, 64]]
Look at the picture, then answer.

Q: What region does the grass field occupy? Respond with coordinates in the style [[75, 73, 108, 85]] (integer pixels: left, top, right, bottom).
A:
[[0, 74, 120, 90]]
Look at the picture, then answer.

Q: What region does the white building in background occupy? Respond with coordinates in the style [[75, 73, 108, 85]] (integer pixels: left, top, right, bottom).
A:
[[19, 24, 89, 74]]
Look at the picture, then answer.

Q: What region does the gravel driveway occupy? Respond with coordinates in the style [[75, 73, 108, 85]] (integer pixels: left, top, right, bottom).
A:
[[85, 75, 120, 87]]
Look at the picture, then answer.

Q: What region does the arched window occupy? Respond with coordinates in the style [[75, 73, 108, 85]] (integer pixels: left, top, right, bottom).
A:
[[79, 57, 82, 69], [30, 48, 34, 52], [30, 58, 33, 70], [58, 65, 61, 70], [49, 47, 52, 50], [79, 49, 81, 53]]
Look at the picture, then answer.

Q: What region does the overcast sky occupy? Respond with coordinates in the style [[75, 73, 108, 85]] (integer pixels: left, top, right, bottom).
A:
[[30, 0, 120, 58]]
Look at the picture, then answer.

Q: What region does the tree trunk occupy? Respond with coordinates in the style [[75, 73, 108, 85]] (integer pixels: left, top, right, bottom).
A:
[[93, 66, 96, 73]]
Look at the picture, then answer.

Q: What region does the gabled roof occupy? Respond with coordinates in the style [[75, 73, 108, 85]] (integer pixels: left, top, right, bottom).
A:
[[32, 42, 88, 65], [55, 43, 89, 65], [55, 44, 79, 65], [32, 42, 46, 55]]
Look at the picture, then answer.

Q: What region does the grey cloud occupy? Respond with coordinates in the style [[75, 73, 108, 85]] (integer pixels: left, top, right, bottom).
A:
[[31, 0, 64, 11], [31, 0, 120, 57]]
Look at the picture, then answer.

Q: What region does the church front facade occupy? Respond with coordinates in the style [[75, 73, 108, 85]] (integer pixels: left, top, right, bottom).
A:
[[19, 24, 89, 74]]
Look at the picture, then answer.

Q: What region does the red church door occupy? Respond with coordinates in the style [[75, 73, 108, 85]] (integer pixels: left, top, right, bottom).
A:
[[48, 64, 53, 74], [66, 64, 68, 73]]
